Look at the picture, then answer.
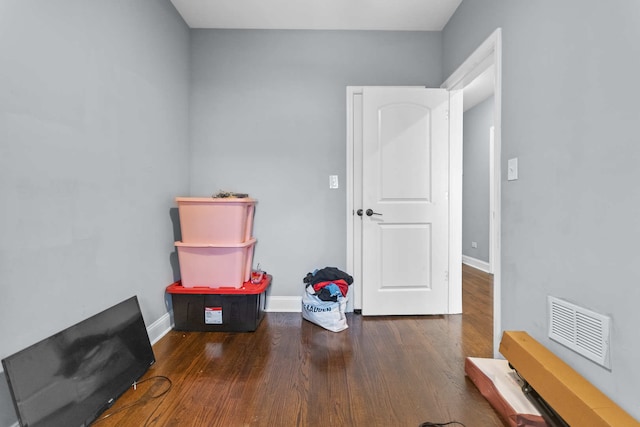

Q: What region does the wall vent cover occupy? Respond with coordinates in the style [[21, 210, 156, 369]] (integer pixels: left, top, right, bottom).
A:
[[548, 296, 611, 369]]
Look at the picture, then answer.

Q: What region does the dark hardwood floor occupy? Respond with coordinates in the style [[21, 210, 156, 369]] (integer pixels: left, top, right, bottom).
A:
[[94, 264, 505, 427]]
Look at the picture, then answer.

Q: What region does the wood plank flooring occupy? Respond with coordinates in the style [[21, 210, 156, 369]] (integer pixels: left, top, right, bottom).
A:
[[93, 264, 505, 427]]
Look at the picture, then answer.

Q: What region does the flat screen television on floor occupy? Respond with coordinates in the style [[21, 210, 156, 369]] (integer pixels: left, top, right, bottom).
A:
[[2, 296, 155, 427]]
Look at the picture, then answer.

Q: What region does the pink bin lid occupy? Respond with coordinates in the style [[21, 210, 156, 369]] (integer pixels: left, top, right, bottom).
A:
[[174, 238, 256, 248], [175, 197, 257, 204]]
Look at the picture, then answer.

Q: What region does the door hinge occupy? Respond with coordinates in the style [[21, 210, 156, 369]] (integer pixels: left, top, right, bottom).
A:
[[445, 109, 449, 120], [445, 270, 449, 282]]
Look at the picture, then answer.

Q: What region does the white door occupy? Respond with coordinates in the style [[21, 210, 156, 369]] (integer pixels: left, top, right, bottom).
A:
[[358, 87, 450, 315]]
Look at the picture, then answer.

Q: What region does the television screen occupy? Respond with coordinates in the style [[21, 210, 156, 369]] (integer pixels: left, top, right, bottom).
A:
[[2, 296, 155, 427]]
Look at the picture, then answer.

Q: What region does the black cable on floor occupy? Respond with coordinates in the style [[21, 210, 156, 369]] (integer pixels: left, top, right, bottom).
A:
[[93, 375, 173, 424], [419, 421, 466, 427]]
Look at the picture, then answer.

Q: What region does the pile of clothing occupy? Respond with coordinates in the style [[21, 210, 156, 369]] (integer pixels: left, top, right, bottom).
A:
[[301, 267, 353, 332], [303, 267, 353, 302]]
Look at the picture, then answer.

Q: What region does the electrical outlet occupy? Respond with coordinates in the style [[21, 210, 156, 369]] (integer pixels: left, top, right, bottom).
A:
[[471, 241, 478, 248], [508, 158, 518, 181], [329, 175, 339, 189]]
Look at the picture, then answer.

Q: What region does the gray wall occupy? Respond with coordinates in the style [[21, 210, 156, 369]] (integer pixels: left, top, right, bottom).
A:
[[462, 96, 494, 263], [7, 0, 637, 422], [0, 1, 190, 425], [189, 30, 443, 297], [444, 0, 640, 420]]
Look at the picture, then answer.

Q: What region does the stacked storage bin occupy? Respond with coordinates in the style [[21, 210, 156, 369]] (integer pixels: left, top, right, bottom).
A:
[[174, 197, 257, 288], [170, 197, 270, 332]]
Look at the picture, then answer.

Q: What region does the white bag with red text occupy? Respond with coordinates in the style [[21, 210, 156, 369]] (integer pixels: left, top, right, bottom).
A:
[[301, 292, 348, 332]]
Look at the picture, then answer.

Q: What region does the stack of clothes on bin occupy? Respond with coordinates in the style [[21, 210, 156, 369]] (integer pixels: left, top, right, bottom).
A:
[[303, 267, 353, 301]]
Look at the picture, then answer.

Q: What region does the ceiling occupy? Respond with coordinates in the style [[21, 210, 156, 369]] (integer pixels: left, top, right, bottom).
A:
[[170, 0, 463, 31], [170, 0, 493, 109]]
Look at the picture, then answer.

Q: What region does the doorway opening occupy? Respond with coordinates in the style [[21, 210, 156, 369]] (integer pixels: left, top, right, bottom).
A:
[[345, 29, 502, 355], [441, 28, 502, 356], [346, 87, 452, 316]]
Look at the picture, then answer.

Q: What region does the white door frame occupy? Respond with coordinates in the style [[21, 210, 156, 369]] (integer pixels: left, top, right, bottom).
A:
[[346, 87, 363, 312], [441, 28, 503, 356], [346, 86, 462, 315], [489, 125, 496, 274], [346, 29, 502, 345]]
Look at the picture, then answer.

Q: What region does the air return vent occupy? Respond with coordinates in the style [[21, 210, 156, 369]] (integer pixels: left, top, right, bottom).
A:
[[548, 296, 611, 369]]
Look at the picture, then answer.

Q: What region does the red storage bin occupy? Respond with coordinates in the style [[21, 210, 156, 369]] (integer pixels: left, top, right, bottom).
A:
[[167, 275, 271, 332]]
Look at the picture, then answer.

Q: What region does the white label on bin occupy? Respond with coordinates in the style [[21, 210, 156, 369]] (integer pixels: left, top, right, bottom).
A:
[[205, 307, 223, 324]]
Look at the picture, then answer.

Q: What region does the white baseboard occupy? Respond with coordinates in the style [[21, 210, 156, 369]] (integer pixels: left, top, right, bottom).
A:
[[147, 312, 173, 345], [266, 296, 301, 312], [462, 255, 491, 273], [265, 296, 356, 313]]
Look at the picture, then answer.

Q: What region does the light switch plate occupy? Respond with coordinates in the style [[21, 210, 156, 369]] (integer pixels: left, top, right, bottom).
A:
[[508, 158, 518, 181], [329, 175, 339, 189]]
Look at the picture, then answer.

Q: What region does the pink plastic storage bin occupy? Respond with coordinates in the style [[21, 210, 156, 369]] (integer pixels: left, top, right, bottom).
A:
[[176, 197, 256, 244], [175, 238, 256, 288]]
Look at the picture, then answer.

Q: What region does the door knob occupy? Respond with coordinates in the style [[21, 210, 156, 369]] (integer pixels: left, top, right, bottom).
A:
[[356, 209, 363, 216], [366, 209, 382, 216]]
